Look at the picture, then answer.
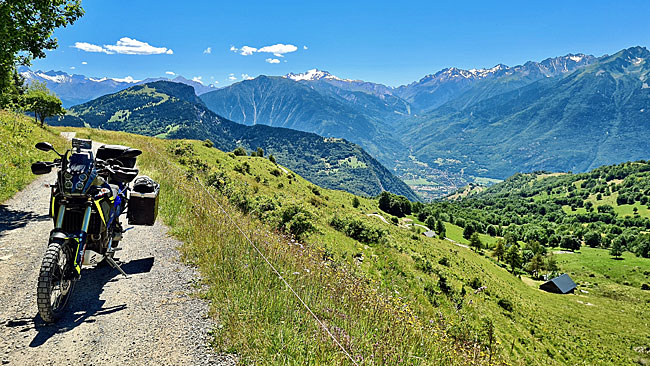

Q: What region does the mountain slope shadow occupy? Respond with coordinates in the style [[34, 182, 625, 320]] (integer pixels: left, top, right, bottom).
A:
[[4, 257, 154, 347]]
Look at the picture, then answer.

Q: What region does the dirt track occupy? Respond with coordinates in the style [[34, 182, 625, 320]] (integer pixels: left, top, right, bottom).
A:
[[0, 166, 234, 364]]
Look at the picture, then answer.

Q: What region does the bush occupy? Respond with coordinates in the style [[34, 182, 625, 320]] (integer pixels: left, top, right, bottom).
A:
[[268, 154, 276, 164], [469, 277, 482, 290], [203, 139, 214, 148], [352, 196, 360, 208], [641, 283, 650, 291], [329, 215, 386, 244], [233, 147, 247, 156], [277, 204, 316, 240], [497, 298, 513, 312], [270, 168, 282, 177]]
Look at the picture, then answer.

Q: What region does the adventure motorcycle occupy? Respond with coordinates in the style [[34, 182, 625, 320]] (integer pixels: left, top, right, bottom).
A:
[[31, 138, 159, 323]]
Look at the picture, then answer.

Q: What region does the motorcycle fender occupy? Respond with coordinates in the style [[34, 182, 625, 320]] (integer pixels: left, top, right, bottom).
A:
[[49, 229, 70, 242]]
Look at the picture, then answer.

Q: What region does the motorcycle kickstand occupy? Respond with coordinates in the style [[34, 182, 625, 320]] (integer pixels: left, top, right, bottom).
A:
[[105, 255, 129, 278]]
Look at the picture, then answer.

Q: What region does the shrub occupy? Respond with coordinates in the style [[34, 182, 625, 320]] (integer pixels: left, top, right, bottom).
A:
[[268, 154, 276, 164], [277, 204, 316, 240], [233, 147, 247, 156], [641, 284, 650, 291], [329, 215, 385, 244], [497, 298, 513, 312], [270, 168, 282, 177], [469, 277, 482, 290], [203, 139, 214, 148], [352, 196, 360, 208]]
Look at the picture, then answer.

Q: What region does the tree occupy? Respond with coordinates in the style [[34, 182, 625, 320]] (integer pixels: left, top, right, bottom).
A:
[[436, 219, 446, 239], [610, 237, 623, 258], [546, 254, 559, 274], [526, 253, 545, 278], [584, 231, 602, 248], [233, 147, 246, 156], [463, 223, 475, 240], [0, 1, 84, 104], [351, 196, 360, 208], [424, 215, 436, 231], [256, 147, 264, 157], [560, 235, 580, 251], [469, 232, 482, 251], [493, 239, 505, 261], [378, 191, 411, 217], [505, 244, 522, 272], [633, 234, 650, 258], [268, 154, 276, 164], [23, 81, 64, 125]]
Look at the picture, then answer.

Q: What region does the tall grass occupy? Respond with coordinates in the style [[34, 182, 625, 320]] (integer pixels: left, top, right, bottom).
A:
[[0, 111, 67, 203], [71, 129, 493, 365]]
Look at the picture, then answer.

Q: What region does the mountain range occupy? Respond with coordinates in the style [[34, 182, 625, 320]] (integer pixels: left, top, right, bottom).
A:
[[35, 45, 650, 200], [19, 67, 218, 107], [51, 81, 417, 200]]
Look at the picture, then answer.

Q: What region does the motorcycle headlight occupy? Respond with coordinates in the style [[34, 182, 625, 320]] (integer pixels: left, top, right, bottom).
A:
[[76, 182, 84, 190], [79, 174, 87, 181], [64, 172, 72, 180], [64, 181, 73, 189]]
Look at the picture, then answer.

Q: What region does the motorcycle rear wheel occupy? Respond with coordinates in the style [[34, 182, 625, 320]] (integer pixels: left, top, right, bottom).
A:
[[37, 240, 75, 323]]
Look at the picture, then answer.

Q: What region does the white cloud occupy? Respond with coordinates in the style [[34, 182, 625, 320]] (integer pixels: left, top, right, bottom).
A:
[[203, 47, 212, 54], [73, 37, 173, 55], [230, 43, 298, 58], [165, 71, 175, 75], [303, 45, 308, 50], [241, 74, 253, 80], [228, 73, 237, 81], [112, 76, 140, 83], [192, 76, 204, 85], [70, 66, 76, 70], [265, 58, 280, 64], [81, 61, 87, 65], [73, 42, 109, 53]]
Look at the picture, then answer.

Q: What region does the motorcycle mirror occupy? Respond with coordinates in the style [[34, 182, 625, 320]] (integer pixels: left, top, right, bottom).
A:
[[35, 142, 54, 152], [121, 148, 142, 158]]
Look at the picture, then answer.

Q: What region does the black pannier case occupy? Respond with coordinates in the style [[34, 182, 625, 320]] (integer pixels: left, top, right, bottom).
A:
[[96, 144, 138, 168], [128, 176, 159, 226]]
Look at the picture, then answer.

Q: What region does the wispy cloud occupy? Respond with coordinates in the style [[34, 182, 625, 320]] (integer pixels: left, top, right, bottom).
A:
[[192, 76, 204, 84], [81, 61, 87, 65], [70, 66, 76, 70], [165, 71, 175, 75], [228, 73, 237, 81], [73, 37, 173, 55], [230, 43, 298, 57], [241, 74, 253, 80], [203, 47, 212, 54], [73, 42, 109, 53], [303, 45, 308, 50], [265, 58, 280, 64]]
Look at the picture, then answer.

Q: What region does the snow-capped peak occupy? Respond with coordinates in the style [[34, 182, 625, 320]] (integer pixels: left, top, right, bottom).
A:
[[284, 69, 343, 81]]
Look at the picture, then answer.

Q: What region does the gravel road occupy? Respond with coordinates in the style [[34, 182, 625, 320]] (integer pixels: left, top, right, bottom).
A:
[[0, 166, 234, 364]]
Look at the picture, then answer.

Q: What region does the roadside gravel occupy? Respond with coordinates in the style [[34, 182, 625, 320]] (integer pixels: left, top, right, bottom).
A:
[[0, 162, 235, 365]]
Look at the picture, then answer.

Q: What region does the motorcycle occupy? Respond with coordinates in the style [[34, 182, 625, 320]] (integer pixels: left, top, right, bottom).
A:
[[31, 138, 156, 323]]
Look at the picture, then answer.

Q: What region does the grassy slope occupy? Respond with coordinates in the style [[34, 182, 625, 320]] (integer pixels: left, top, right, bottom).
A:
[[9, 124, 648, 364], [69, 128, 485, 365], [0, 111, 68, 203]]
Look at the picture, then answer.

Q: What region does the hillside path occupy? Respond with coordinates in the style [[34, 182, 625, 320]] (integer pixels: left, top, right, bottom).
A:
[[0, 147, 234, 365]]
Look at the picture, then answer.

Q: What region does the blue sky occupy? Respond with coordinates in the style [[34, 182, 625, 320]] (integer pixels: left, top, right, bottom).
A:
[[31, 0, 650, 87]]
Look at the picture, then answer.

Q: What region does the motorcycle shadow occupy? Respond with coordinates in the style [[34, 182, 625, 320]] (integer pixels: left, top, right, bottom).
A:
[[26, 256, 155, 347]]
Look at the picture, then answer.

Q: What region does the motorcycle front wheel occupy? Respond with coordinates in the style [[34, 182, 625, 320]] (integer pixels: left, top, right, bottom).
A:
[[37, 240, 75, 323]]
